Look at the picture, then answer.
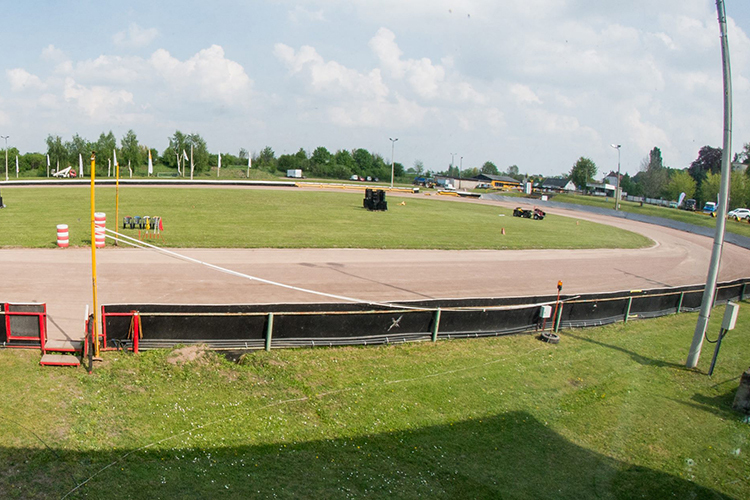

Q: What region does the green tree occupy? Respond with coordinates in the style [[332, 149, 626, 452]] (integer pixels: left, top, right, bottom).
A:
[[699, 172, 721, 206], [506, 165, 520, 178], [413, 160, 424, 176], [729, 170, 749, 209], [640, 147, 668, 198], [664, 170, 696, 201], [186, 133, 210, 173], [569, 157, 597, 192], [481, 161, 499, 175], [94, 131, 117, 175], [310, 146, 332, 167], [65, 134, 91, 167], [164, 130, 188, 172], [257, 146, 276, 173], [121, 129, 142, 172], [620, 173, 641, 196], [238, 148, 249, 161], [45, 135, 67, 174]]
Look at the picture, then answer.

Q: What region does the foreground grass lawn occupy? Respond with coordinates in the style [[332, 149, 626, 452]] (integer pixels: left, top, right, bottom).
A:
[[0, 186, 651, 250], [0, 305, 748, 499]]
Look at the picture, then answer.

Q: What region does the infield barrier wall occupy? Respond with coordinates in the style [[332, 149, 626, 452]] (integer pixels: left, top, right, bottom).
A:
[[99, 278, 749, 352]]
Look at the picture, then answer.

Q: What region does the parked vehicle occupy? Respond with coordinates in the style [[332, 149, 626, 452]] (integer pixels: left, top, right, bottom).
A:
[[703, 201, 717, 217], [727, 208, 750, 221], [682, 199, 697, 211], [513, 207, 546, 220]]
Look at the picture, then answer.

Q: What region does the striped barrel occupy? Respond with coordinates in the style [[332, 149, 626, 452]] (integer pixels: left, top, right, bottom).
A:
[[94, 212, 106, 248], [56, 224, 69, 248]]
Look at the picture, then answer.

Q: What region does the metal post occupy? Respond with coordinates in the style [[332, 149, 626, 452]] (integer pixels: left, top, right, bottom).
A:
[[687, 0, 733, 368], [265, 312, 274, 351], [389, 138, 398, 188], [677, 292, 684, 313], [1, 136, 8, 182], [431, 308, 441, 342], [624, 297, 632, 323], [554, 303, 564, 332], [708, 328, 727, 376], [90, 153, 100, 359], [115, 156, 120, 246], [740, 283, 746, 301]]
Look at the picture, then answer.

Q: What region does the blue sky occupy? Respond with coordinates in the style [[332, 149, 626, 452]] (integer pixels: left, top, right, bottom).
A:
[[1, 0, 749, 177]]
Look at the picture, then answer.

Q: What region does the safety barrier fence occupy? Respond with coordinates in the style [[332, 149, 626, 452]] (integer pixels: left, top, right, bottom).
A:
[[99, 278, 749, 352], [0, 303, 47, 349]]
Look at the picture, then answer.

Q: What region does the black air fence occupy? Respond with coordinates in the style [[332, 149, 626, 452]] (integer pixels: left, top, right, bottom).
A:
[[99, 279, 749, 352]]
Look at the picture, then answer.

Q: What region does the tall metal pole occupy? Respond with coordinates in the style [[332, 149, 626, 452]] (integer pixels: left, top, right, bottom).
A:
[[450, 153, 456, 173], [687, 0, 733, 368], [115, 154, 120, 247], [610, 144, 621, 211], [1, 136, 8, 182], [90, 152, 101, 359], [389, 137, 398, 188]]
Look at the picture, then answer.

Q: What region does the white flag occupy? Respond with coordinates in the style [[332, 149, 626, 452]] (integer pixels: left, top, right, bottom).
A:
[[78, 153, 83, 177], [183, 149, 189, 161], [113, 148, 118, 167], [217, 151, 221, 178], [15, 155, 19, 175], [148, 149, 153, 175]]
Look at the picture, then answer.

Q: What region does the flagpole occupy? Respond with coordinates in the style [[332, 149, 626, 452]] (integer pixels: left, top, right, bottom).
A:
[[115, 150, 120, 247], [90, 152, 101, 359]]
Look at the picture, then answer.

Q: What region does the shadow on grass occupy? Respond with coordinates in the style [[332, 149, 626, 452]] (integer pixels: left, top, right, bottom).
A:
[[565, 332, 686, 369], [1, 412, 731, 499]]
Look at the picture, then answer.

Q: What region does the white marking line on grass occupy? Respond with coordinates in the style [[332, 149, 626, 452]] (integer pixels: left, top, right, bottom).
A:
[[60, 346, 544, 499]]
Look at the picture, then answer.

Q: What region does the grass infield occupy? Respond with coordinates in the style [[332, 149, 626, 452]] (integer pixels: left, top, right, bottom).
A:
[[0, 186, 651, 250], [0, 306, 747, 498]]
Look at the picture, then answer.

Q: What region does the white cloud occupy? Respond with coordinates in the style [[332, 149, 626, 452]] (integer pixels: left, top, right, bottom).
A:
[[7, 68, 46, 91], [149, 45, 253, 106], [274, 43, 388, 99], [288, 5, 326, 23], [113, 23, 159, 49], [62, 77, 134, 119], [510, 84, 542, 105], [368, 27, 484, 103], [41, 44, 66, 63]]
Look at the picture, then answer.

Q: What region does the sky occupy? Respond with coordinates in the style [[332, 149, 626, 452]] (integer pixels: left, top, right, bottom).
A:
[[1, 0, 749, 178]]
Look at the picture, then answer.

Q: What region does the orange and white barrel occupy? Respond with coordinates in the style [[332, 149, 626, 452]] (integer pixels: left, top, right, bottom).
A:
[[56, 224, 69, 248], [94, 212, 106, 248]]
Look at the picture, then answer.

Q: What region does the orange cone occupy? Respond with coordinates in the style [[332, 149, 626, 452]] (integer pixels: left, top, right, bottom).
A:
[[501, 227, 506, 235]]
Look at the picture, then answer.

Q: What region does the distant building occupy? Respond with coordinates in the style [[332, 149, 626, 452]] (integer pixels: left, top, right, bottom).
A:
[[471, 174, 521, 190], [586, 181, 617, 197], [539, 177, 576, 192], [603, 171, 622, 186]]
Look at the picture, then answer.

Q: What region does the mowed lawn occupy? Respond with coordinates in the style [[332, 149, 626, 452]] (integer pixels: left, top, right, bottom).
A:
[[0, 186, 651, 250], [0, 306, 748, 499]]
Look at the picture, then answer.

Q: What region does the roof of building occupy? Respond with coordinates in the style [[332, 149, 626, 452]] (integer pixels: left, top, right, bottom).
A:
[[540, 177, 573, 188], [473, 173, 521, 184]]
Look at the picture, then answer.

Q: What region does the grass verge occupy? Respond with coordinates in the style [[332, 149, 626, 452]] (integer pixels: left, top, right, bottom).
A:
[[0, 187, 651, 250], [0, 305, 748, 498], [543, 193, 750, 239]]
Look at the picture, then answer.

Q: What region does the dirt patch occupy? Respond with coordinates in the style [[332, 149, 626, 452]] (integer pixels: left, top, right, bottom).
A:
[[166, 345, 209, 365]]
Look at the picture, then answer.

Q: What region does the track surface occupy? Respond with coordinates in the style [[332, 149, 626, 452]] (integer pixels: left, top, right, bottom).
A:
[[3, 200, 750, 342]]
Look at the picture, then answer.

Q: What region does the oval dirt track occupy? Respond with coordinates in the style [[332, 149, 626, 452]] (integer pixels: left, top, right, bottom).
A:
[[3, 194, 749, 342]]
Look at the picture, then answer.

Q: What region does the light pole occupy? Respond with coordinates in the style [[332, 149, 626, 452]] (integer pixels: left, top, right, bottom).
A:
[[389, 137, 398, 188], [1, 136, 8, 182], [610, 144, 621, 211]]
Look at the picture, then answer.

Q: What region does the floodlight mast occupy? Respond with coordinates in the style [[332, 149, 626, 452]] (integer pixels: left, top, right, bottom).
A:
[[687, 0, 733, 368], [610, 144, 621, 211], [389, 137, 398, 188]]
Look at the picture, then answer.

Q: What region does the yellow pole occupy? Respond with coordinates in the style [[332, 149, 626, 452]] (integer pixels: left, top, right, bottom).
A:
[[115, 158, 120, 246], [90, 152, 100, 358]]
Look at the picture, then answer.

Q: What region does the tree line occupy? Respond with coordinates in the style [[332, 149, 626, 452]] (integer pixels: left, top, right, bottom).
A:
[[568, 143, 750, 210]]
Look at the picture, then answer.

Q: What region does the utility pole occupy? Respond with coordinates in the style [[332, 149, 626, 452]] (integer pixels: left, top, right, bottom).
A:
[[389, 137, 398, 188], [610, 144, 621, 211], [1, 135, 8, 182], [687, 0, 733, 368]]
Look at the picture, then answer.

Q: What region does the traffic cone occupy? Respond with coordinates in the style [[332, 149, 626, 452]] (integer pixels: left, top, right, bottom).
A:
[[501, 227, 506, 235]]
